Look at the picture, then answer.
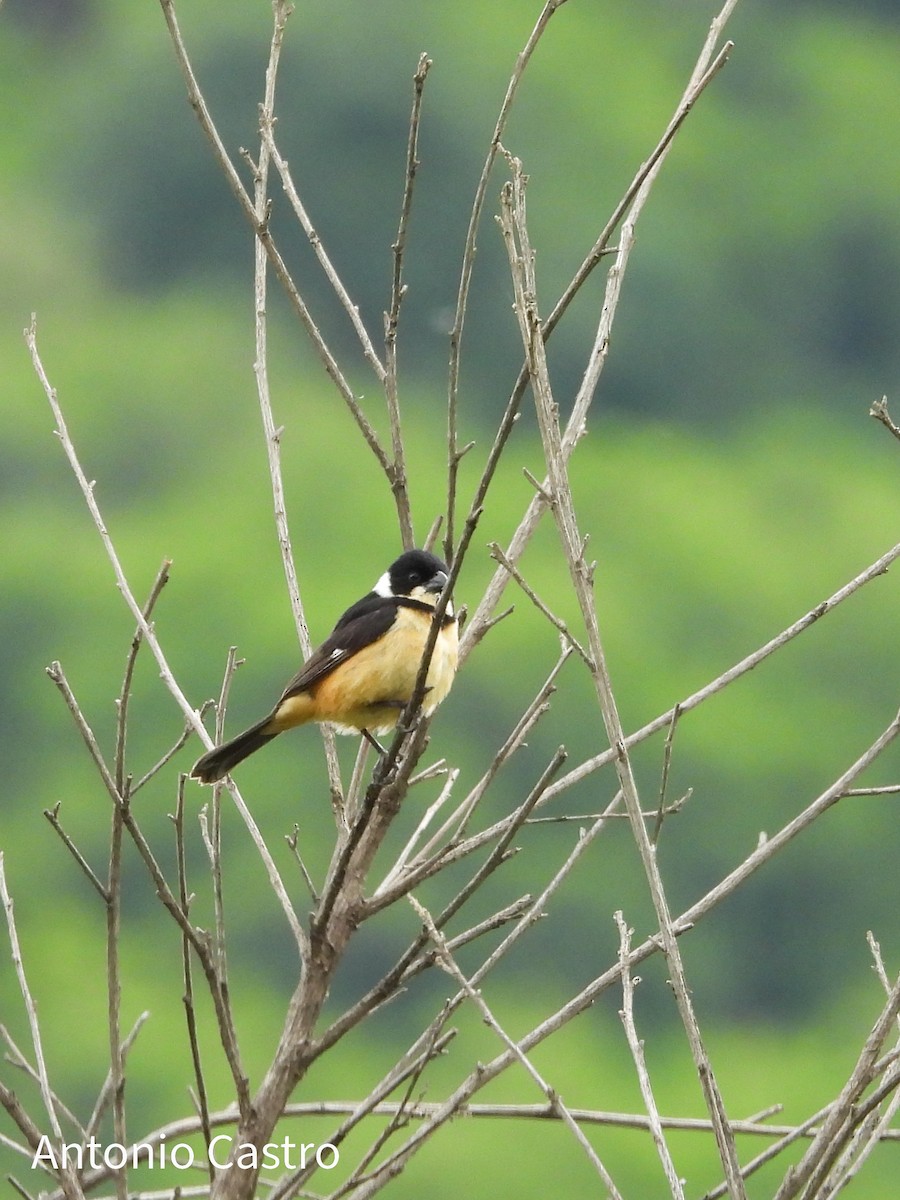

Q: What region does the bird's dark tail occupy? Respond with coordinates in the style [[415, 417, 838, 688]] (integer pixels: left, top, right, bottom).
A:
[[190, 716, 278, 784]]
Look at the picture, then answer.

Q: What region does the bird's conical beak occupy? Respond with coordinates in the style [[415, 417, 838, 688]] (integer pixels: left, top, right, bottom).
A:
[[424, 569, 449, 594]]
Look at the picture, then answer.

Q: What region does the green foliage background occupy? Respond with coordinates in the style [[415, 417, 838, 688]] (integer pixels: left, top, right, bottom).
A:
[[2, 0, 899, 1195]]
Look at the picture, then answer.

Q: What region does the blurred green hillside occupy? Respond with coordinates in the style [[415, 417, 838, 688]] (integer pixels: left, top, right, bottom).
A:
[[3, 1, 900, 1196]]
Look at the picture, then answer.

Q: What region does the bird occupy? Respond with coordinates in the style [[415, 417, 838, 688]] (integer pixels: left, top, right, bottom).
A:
[[190, 548, 458, 784]]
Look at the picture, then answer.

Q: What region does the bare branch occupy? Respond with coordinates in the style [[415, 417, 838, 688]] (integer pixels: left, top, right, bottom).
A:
[[110, 563, 172, 1200], [317, 787, 622, 1068], [374, 767, 461, 897], [8, 1173, 38, 1200], [324, 1018, 450, 1199], [366, 742, 566, 917], [42, 1094, 900, 1200], [406, 647, 571, 853]]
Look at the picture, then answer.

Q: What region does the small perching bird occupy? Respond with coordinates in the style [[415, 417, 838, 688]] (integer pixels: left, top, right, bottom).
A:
[[190, 549, 458, 784]]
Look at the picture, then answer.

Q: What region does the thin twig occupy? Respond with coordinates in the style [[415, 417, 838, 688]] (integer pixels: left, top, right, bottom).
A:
[[7, 1176, 37, 1200], [375, 768, 461, 897], [106, 806, 127, 1200], [528, 797, 688, 824], [377, 746, 567, 924], [208, 648, 242, 979], [0, 866, 61, 1140], [344, 737, 373, 827], [616, 913, 685, 1199], [489, 542, 593, 666], [653, 703, 682, 843], [382, 52, 433, 549], [285, 825, 320, 904], [85, 1013, 150, 1141], [261, 127, 386, 383], [332, 1016, 448, 1198], [0, 1081, 46, 1160], [445, 0, 570, 559], [868, 933, 898, 1010], [42, 804, 108, 902], [701, 1108, 828, 1200], [173, 777, 214, 1179], [366, 742, 566, 917], [0, 1026, 86, 1139], [0, 856, 84, 1200], [822, 1082, 900, 1198], [114, 559, 171, 789], [405, 896, 535, 979], [250, 1028, 457, 1200], [426, 747, 566, 907], [130, 711, 209, 795], [407, 758, 448, 787]]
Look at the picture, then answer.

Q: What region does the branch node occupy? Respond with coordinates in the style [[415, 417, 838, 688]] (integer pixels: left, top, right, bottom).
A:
[[870, 395, 900, 443]]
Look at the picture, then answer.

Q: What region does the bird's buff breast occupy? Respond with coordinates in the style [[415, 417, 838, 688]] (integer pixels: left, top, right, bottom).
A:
[[313, 606, 457, 734]]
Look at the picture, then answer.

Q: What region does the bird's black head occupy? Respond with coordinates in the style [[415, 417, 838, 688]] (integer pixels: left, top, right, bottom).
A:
[[374, 549, 451, 600]]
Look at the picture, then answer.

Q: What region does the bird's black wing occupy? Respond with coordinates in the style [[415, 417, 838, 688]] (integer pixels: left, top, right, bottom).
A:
[[277, 595, 399, 700]]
